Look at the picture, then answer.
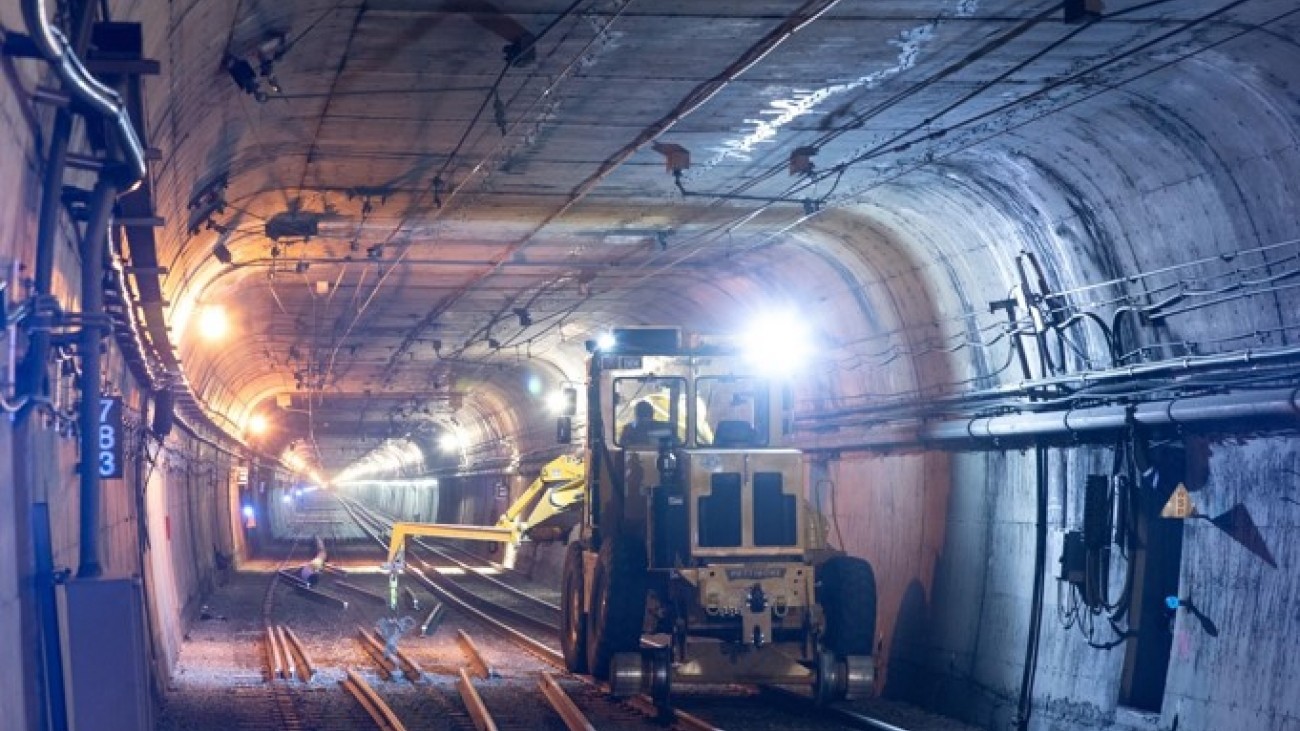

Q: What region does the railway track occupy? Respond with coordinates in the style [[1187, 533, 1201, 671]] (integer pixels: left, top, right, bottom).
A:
[[257, 539, 309, 731], [338, 497, 716, 731], [160, 490, 936, 731], [344, 499, 561, 618], [335, 494, 950, 731]]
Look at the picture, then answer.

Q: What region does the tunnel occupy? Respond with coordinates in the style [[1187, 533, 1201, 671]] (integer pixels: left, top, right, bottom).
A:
[[0, 1, 1297, 730]]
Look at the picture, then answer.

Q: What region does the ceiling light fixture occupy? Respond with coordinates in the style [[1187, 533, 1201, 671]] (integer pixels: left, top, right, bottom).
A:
[[438, 432, 462, 453], [196, 305, 230, 342]]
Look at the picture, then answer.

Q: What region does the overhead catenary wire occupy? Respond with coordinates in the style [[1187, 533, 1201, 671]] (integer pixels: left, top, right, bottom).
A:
[[318, 0, 622, 400], [614, 0, 1290, 285]]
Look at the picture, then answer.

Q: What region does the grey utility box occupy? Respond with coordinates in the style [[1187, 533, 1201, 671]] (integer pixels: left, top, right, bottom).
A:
[[57, 578, 154, 731]]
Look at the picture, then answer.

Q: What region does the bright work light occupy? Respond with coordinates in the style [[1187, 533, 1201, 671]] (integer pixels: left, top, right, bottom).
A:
[[596, 332, 616, 351], [742, 309, 811, 377], [439, 432, 463, 452]]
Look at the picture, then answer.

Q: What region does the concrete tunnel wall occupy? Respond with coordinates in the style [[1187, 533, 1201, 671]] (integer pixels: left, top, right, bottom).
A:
[[776, 37, 1300, 731], [348, 30, 1300, 731], [2, 4, 1299, 731], [0, 7, 251, 722]]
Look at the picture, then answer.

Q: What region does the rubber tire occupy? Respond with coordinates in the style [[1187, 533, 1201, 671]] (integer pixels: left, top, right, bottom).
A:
[[816, 555, 877, 656], [560, 542, 589, 673], [585, 535, 648, 680]]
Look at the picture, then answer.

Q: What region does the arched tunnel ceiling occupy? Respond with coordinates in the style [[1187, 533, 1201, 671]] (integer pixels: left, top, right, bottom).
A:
[[128, 0, 1300, 473]]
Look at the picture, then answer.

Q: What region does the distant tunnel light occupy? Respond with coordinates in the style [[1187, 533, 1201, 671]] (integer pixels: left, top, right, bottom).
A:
[[247, 413, 268, 436], [742, 309, 811, 377], [596, 332, 616, 351], [546, 390, 568, 415], [241, 505, 255, 519], [196, 305, 230, 342], [439, 432, 463, 453]]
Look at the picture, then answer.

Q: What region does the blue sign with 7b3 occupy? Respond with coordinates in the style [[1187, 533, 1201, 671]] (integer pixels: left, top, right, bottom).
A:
[[98, 396, 124, 479]]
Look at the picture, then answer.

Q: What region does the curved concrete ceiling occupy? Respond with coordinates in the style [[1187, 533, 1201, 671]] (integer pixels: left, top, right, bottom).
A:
[[128, 0, 1300, 474]]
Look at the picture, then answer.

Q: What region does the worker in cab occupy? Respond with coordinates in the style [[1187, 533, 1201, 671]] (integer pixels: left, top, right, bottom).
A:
[[620, 400, 672, 447]]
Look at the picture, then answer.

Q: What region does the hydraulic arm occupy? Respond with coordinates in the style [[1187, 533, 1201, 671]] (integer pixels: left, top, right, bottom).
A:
[[384, 454, 585, 608]]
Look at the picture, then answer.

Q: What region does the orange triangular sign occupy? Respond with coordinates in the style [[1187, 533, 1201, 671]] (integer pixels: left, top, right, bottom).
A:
[[1161, 483, 1197, 519]]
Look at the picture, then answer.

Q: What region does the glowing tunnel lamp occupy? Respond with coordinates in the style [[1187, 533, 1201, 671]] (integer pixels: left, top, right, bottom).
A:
[[247, 413, 268, 436], [438, 432, 463, 453], [546, 390, 569, 415], [196, 305, 230, 342]]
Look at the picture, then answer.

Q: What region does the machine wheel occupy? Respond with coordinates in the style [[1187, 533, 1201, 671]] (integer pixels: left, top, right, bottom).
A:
[[814, 650, 845, 705], [560, 541, 589, 673], [585, 535, 648, 679], [817, 555, 877, 657], [609, 652, 644, 698]]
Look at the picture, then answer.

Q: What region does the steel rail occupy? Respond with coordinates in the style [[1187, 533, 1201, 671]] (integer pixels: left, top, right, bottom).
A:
[[259, 539, 309, 728], [337, 493, 726, 731], [345, 498, 560, 614], [339, 498, 565, 664], [760, 686, 915, 731]]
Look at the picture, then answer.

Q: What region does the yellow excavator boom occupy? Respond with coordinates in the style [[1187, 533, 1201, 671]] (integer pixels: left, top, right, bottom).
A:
[[384, 454, 585, 566]]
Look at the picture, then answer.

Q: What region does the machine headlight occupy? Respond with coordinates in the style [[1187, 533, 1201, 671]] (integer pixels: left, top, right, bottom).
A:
[[742, 310, 810, 377]]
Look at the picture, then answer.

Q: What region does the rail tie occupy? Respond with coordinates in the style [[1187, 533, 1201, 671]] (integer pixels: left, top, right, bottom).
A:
[[356, 628, 399, 681], [341, 669, 408, 731], [392, 643, 425, 681], [280, 625, 316, 681], [421, 602, 446, 636], [276, 626, 296, 680], [264, 626, 285, 681], [455, 667, 499, 731], [539, 672, 597, 731], [456, 629, 497, 679]]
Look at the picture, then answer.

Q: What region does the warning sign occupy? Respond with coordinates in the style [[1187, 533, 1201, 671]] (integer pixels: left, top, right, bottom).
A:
[[1161, 483, 1197, 519]]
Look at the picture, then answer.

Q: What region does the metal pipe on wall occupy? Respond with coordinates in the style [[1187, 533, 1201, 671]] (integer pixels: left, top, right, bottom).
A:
[[19, 0, 97, 405], [801, 387, 1300, 452], [76, 177, 117, 579], [20, 0, 146, 187], [926, 387, 1300, 442], [796, 345, 1300, 426]]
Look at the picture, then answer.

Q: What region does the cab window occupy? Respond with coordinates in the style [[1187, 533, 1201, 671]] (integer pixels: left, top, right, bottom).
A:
[[696, 377, 769, 448], [612, 377, 685, 448]]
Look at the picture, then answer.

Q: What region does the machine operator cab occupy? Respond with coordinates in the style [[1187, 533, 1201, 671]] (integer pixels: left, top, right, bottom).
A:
[[560, 327, 877, 706]]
